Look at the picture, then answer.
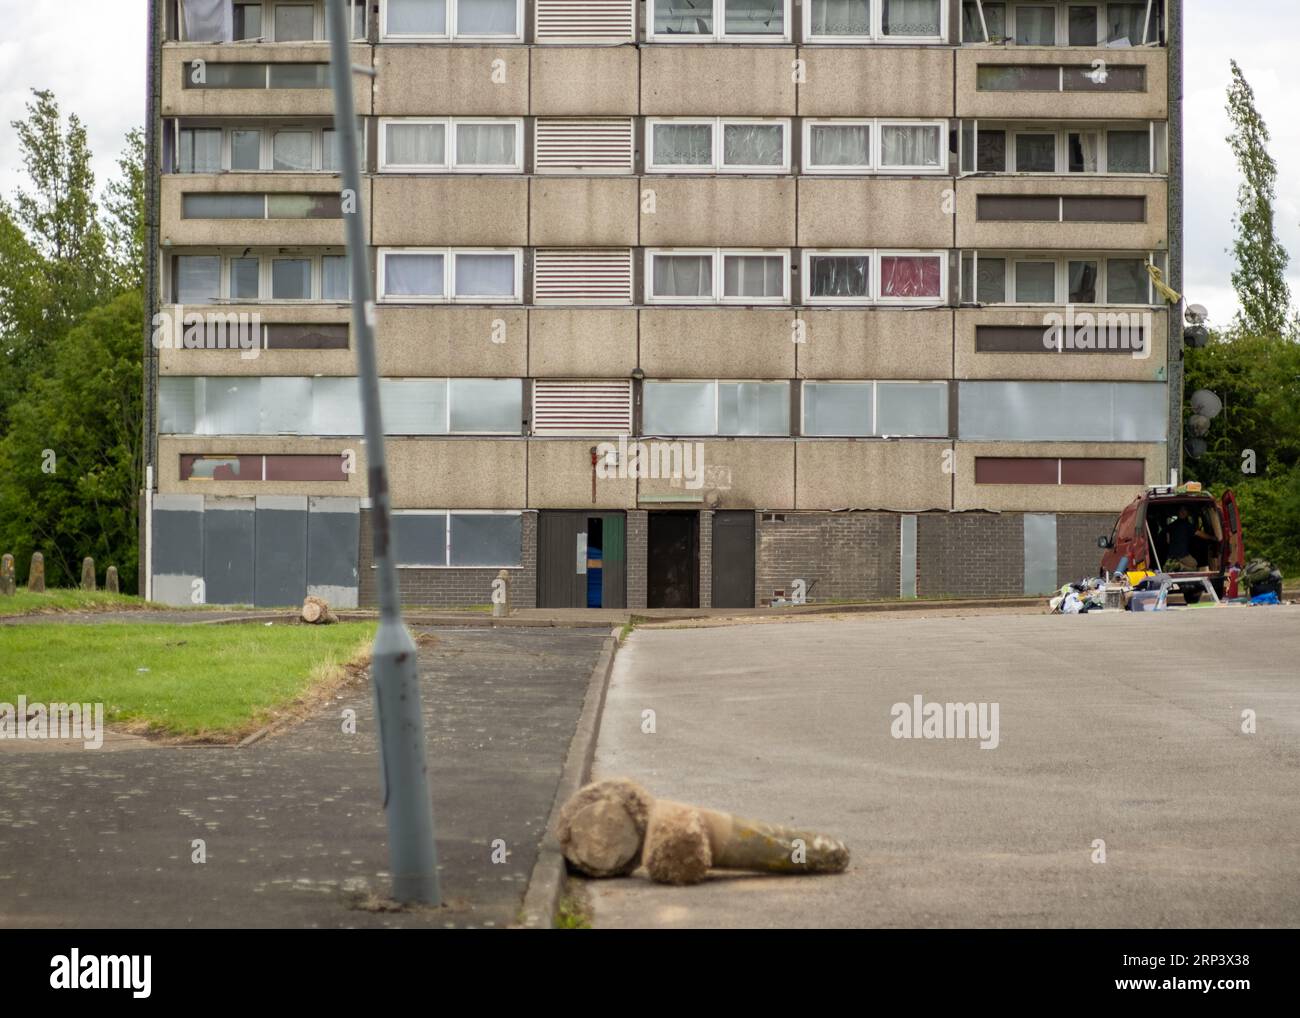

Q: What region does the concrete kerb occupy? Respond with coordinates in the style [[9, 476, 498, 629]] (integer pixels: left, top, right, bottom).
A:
[[516, 625, 622, 929]]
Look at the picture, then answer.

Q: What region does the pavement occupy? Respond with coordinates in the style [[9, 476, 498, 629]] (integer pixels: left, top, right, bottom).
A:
[[0, 625, 608, 928], [586, 605, 1300, 928]]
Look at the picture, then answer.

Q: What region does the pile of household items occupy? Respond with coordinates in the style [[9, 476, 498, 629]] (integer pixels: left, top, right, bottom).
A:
[[1049, 558, 1285, 614]]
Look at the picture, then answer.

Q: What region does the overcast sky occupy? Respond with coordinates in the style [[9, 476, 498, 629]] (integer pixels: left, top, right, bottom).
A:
[[0, 0, 1296, 326]]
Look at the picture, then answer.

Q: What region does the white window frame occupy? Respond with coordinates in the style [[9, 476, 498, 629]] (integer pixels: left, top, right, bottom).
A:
[[642, 379, 791, 437], [804, 0, 950, 44], [802, 119, 874, 174], [646, 118, 791, 174], [801, 249, 875, 304], [391, 509, 524, 570], [380, 0, 525, 42], [175, 123, 349, 173], [648, 0, 794, 43], [1009, 127, 1059, 173], [377, 117, 524, 173], [876, 119, 949, 173], [965, 250, 1163, 306], [376, 247, 523, 304], [719, 249, 790, 305], [961, 0, 1155, 45], [876, 249, 948, 305], [167, 249, 350, 305], [961, 120, 1164, 175], [799, 380, 875, 438], [645, 248, 718, 305]]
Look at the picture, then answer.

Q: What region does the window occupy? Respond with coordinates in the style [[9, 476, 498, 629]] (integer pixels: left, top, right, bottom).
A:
[[960, 252, 1162, 304], [802, 250, 946, 304], [377, 248, 523, 303], [647, 119, 790, 173], [642, 381, 790, 436], [534, 118, 635, 174], [274, 4, 315, 41], [1069, 4, 1098, 45], [382, 0, 523, 40], [179, 454, 349, 482], [802, 380, 948, 437], [171, 124, 351, 174], [184, 63, 332, 89], [1014, 5, 1056, 44], [1107, 129, 1150, 172], [169, 252, 352, 304], [647, 250, 789, 305], [179, 129, 222, 173], [391, 512, 522, 568], [959, 382, 1167, 442], [1105, 1, 1150, 45], [963, 2, 1157, 45], [1014, 132, 1056, 172], [234, 1, 264, 38], [273, 130, 314, 171], [963, 122, 1163, 175], [232, 130, 262, 170], [650, 0, 792, 42], [181, 193, 342, 219], [379, 118, 522, 172], [803, 119, 946, 174], [806, 0, 946, 42]]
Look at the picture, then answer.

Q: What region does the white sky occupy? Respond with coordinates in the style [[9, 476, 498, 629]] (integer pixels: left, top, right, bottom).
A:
[[0, 0, 1296, 326]]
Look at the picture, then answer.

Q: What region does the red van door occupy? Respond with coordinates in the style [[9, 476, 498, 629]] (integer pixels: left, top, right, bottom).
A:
[[1101, 495, 1144, 574]]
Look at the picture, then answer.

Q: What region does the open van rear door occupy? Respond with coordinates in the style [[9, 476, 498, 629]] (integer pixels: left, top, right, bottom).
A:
[[1220, 490, 1245, 594]]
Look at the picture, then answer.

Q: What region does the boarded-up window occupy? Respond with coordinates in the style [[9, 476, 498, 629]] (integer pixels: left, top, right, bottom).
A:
[[535, 0, 635, 41], [1061, 196, 1145, 222], [533, 249, 634, 304], [264, 455, 349, 481], [266, 324, 349, 349], [1063, 65, 1145, 92], [975, 324, 1147, 352], [977, 195, 1060, 221], [974, 458, 1059, 485], [533, 380, 633, 436], [179, 453, 346, 481], [534, 119, 634, 173], [1060, 458, 1145, 485]]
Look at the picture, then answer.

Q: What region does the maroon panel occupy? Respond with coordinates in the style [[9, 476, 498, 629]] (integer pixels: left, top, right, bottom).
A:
[[975, 457, 1059, 484], [879, 256, 943, 298], [263, 454, 349, 481], [1060, 458, 1145, 485], [179, 454, 263, 481]]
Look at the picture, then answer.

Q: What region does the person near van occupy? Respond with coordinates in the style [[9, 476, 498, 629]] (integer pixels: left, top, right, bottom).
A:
[[1165, 506, 1216, 571]]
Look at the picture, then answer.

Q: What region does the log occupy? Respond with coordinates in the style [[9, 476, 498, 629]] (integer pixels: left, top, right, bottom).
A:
[[301, 595, 338, 625]]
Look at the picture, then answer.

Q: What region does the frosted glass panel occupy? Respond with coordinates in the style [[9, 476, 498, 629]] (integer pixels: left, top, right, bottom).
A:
[[386, 122, 446, 166], [457, 0, 517, 35], [159, 377, 198, 434], [388, 0, 447, 34], [273, 131, 313, 170], [201, 377, 259, 435], [718, 382, 789, 435], [174, 256, 220, 303], [643, 382, 715, 435], [958, 382, 1167, 441], [803, 382, 872, 436], [384, 253, 444, 297], [876, 382, 948, 437], [260, 377, 312, 435], [321, 256, 350, 300], [454, 253, 516, 298], [311, 377, 362, 435], [449, 378, 521, 432], [381, 379, 447, 435]]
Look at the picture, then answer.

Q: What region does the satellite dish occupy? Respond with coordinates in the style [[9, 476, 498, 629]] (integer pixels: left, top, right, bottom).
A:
[[1186, 303, 1209, 324], [1187, 414, 1211, 437], [1186, 437, 1207, 459], [1190, 390, 1223, 419]]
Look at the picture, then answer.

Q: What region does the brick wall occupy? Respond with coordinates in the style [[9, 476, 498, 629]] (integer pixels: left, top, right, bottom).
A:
[[755, 512, 900, 604], [698, 510, 713, 608], [358, 510, 537, 609], [626, 510, 648, 610], [917, 513, 1023, 598], [1057, 513, 1114, 585]]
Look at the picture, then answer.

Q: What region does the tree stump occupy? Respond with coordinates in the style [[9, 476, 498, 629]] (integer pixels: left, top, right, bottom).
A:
[[106, 566, 120, 594], [28, 553, 45, 593], [301, 596, 338, 624], [0, 554, 15, 596], [81, 557, 96, 592]]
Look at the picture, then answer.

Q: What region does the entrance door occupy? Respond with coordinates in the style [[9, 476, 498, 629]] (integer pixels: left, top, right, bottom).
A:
[[648, 511, 699, 608], [537, 511, 626, 608], [711, 510, 755, 608]]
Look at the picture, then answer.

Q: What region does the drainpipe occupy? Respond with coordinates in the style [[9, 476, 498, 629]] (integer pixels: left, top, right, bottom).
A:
[[1166, 0, 1185, 484], [141, 0, 162, 596]]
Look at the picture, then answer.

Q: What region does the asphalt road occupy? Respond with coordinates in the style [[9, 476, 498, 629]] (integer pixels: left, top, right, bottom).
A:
[[587, 606, 1300, 928], [0, 626, 607, 928]]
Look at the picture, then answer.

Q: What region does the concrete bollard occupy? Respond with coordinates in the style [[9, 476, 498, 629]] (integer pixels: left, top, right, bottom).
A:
[[106, 566, 119, 595], [492, 569, 511, 618], [0, 554, 14, 596], [81, 557, 96, 592], [28, 553, 45, 593]]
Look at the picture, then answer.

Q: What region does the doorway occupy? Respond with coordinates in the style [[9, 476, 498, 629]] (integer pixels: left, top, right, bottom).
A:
[[711, 510, 755, 608], [537, 511, 626, 609], [647, 511, 699, 609]]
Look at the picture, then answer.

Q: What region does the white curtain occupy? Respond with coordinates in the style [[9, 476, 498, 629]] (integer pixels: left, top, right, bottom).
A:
[[273, 131, 313, 171], [388, 0, 447, 34], [724, 256, 783, 298], [456, 123, 516, 165], [1015, 6, 1055, 45], [385, 254, 444, 297], [654, 124, 712, 165], [458, 0, 517, 35], [455, 254, 515, 297], [810, 0, 871, 36], [810, 125, 870, 166], [722, 124, 783, 166], [881, 125, 940, 167], [387, 123, 445, 166], [1072, 132, 1100, 172], [183, 0, 233, 42], [654, 0, 714, 35], [882, 0, 941, 36], [653, 255, 713, 298], [322, 256, 350, 300], [1106, 3, 1147, 45]]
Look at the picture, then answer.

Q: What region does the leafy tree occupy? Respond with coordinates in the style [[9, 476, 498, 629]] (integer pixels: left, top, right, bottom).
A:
[[0, 292, 144, 591], [1224, 61, 1294, 338], [104, 128, 146, 295]]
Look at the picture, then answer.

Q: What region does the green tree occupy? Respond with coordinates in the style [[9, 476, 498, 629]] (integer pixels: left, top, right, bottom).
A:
[[104, 128, 146, 295], [0, 292, 144, 591], [1224, 61, 1294, 338]]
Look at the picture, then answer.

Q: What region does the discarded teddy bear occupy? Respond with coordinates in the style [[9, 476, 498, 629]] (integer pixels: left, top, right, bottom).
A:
[[557, 778, 850, 885]]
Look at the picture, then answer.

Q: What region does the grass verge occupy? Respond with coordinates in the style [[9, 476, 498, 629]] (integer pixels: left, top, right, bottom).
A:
[[0, 589, 164, 617], [0, 621, 376, 741]]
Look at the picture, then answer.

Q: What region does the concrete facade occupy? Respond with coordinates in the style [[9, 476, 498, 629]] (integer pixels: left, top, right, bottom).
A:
[[146, 0, 1180, 609]]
